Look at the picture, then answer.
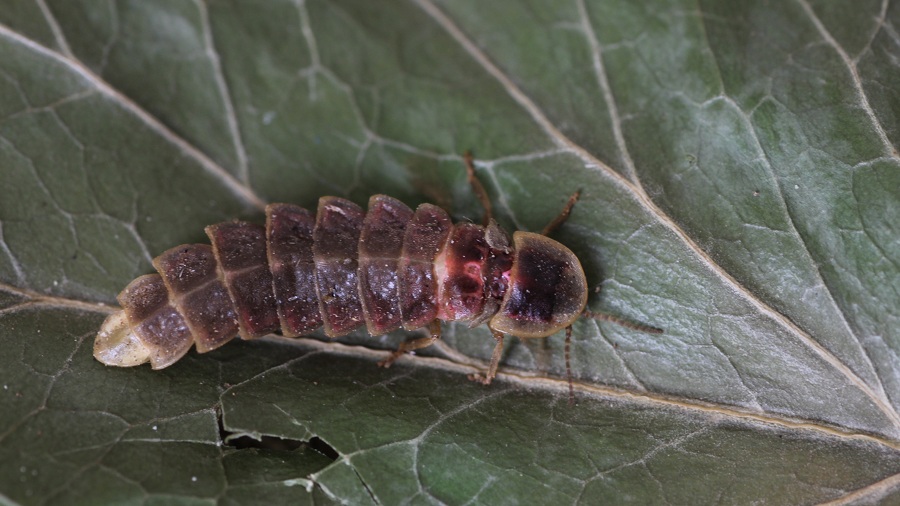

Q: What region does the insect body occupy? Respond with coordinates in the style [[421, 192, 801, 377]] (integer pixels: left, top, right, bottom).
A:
[[95, 160, 660, 391]]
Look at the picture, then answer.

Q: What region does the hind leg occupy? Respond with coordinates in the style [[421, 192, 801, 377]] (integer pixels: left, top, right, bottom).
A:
[[378, 320, 442, 368]]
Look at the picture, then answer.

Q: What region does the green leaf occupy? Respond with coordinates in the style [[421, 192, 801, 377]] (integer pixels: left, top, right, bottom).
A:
[[1, 0, 899, 504]]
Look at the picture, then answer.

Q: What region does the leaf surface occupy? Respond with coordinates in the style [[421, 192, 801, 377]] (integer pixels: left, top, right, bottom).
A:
[[1, 0, 899, 504]]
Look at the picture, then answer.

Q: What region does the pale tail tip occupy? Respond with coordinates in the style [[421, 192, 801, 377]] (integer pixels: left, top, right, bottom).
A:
[[94, 311, 151, 367]]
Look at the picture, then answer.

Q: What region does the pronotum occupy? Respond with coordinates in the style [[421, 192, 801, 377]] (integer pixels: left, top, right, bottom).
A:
[[94, 155, 661, 399]]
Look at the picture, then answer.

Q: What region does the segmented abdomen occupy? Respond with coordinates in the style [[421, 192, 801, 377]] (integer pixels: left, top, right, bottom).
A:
[[114, 195, 513, 369]]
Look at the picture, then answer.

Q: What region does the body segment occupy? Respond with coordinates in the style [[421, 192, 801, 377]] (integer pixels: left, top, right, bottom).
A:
[[266, 203, 320, 336]]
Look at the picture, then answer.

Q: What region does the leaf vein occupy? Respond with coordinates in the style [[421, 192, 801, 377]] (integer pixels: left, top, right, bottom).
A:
[[0, 22, 266, 212], [196, 0, 250, 184], [411, 0, 900, 434], [575, 0, 638, 181], [35, 0, 73, 58], [796, 0, 899, 158]]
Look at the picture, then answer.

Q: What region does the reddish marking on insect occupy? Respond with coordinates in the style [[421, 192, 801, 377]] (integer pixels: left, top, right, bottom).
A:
[[94, 155, 662, 400]]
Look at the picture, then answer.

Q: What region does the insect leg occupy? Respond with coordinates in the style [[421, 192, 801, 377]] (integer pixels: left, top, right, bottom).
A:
[[464, 151, 493, 226], [541, 189, 581, 236], [377, 320, 442, 368], [467, 330, 505, 385]]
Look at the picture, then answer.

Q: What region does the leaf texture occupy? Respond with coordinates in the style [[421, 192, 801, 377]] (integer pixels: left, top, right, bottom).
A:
[[1, 0, 898, 504]]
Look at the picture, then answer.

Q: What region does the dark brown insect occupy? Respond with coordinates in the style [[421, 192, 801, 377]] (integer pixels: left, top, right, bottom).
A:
[[94, 155, 660, 398]]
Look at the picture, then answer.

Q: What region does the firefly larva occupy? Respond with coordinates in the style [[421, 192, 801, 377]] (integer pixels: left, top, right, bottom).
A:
[[94, 156, 661, 397]]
